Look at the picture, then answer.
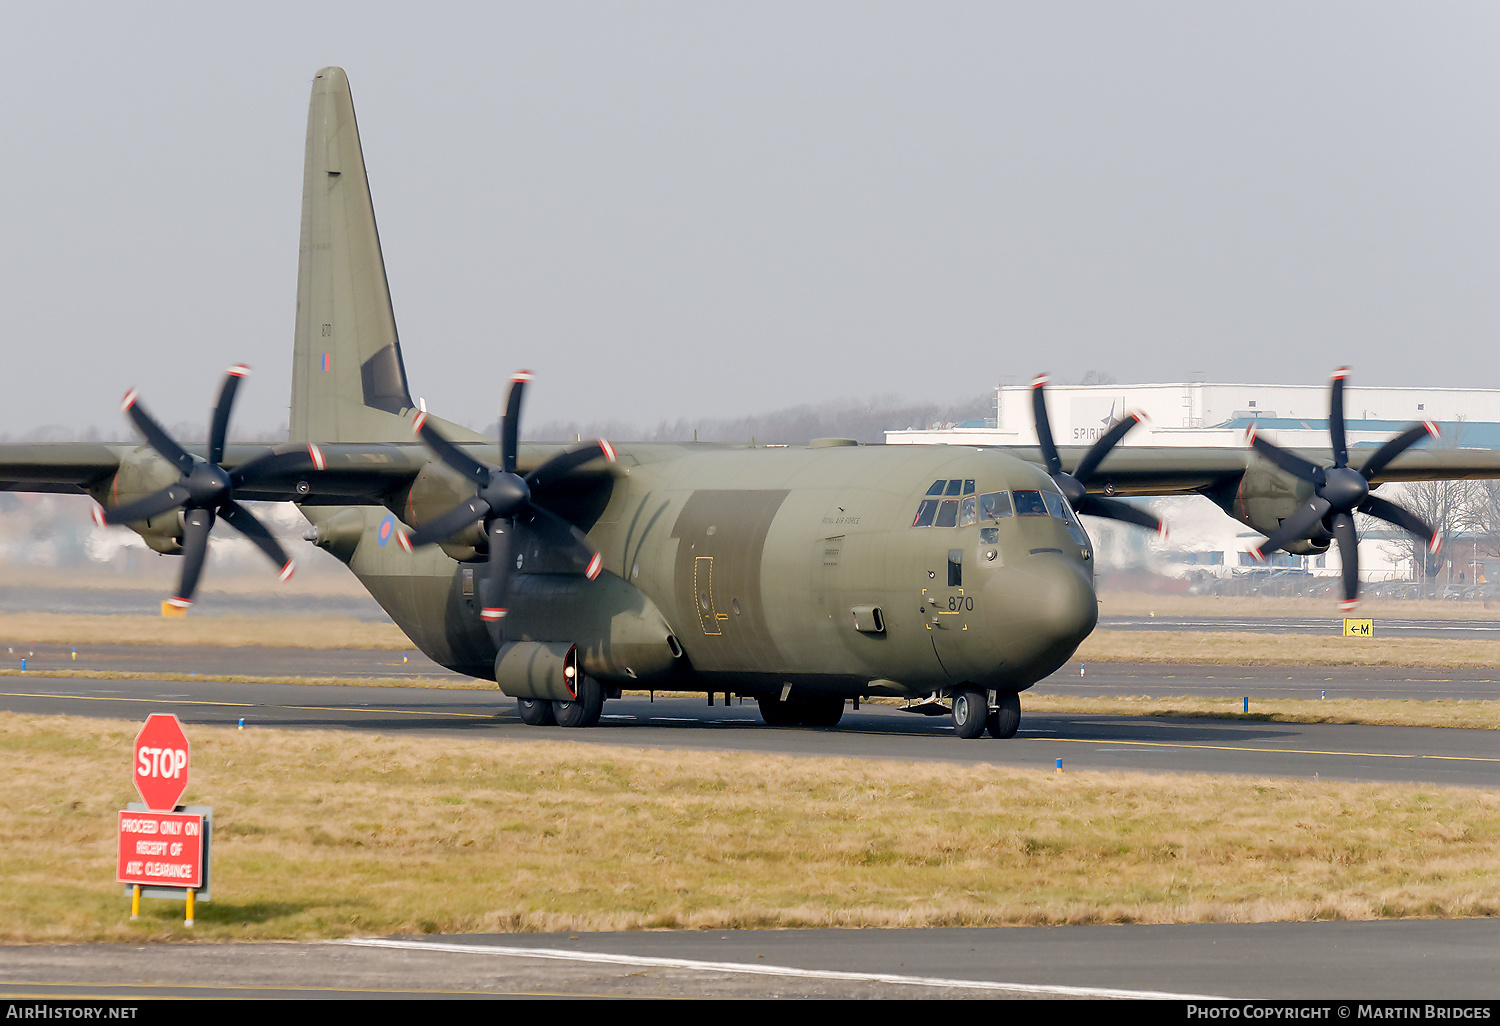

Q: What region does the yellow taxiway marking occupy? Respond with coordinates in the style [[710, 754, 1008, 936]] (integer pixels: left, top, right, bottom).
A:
[[1035, 736, 1500, 764], [0, 691, 494, 719]]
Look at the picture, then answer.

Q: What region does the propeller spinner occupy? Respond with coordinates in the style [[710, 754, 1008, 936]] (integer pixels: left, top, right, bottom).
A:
[[401, 371, 615, 637], [1248, 368, 1440, 611], [95, 365, 316, 609], [1031, 374, 1164, 535]]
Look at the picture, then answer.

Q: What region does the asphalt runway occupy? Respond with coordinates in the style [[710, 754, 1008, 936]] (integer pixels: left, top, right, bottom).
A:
[[4, 920, 1499, 999], [4, 668, 1499, 786], [1043, 662, 1500, 701]]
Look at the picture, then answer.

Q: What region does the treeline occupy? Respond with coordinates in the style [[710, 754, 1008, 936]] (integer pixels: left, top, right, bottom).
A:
[[522, 393, 996, 446]]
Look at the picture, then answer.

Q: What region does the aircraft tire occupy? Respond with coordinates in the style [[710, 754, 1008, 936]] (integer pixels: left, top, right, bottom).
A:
[[797, 696, 845, 728], [757, 696, 801, 727], [517, 698, 555, 726], [553, 675, 604, 728], [951, 687, 988, 739], [986, 691, 1021, 739]]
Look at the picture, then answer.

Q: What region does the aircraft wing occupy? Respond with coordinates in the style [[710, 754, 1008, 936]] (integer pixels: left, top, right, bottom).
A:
[[1007, 444, 1500, 496], [0, 442, 425, 503], [0, 443, 125, 494], [0, 440, 617, 504]]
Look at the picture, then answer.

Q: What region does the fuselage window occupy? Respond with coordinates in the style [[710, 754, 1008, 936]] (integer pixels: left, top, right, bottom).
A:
[[979, 491, 1013, 520], [943, 479, 963, 497], [1012, 489, 1049, 517], [934, 499, 960, 528], [963, 479, 975, 495], [958, 494, 977, 527], [926, 480, 946, 496], [912, 499, 939, 527]]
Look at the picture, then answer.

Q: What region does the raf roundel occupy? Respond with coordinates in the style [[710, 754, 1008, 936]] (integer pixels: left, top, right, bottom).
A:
[[377, 514, 398, 547]]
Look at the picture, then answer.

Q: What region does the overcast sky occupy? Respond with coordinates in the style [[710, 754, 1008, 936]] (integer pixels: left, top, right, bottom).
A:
[[2, 2, 1497, 439]]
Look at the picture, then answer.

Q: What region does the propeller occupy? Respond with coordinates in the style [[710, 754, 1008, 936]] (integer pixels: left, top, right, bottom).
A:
[[1031, 374, 1164, 534], [1248, 367, 1440, 611], [94, 365, 320, 609], [400, 371, 615, 636]]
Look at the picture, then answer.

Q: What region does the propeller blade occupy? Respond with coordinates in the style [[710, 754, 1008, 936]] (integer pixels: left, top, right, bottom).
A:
[[97, 484, 190, 526], [1330, 511, 1359, 610], [501, 371, 531, 475], [171, 508, 216, 609], [219, 501, 294, 579], [405, 496, 492, 548], [1359, 494, 1439, 552], [208, 365, 250, 467], [526, 505, 603, 579], [1072, 413, 1144, 483], [1253, 495, 1332, 560], [480, 519, 513, 633], [122, 391, 195, 476], [524, 439, 617, 491], [1030, 375, 1062, 477], [1075, 495, 1163, 534], [1329, 368, 1349, 469], [1359, 422, 1439, 482], [1250, 434, 1322, 483], [414, 413, 492, 486]]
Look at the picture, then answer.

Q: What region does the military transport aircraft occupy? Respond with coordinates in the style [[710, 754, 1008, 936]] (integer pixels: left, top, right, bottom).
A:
[[4, 68, 1500, 740]]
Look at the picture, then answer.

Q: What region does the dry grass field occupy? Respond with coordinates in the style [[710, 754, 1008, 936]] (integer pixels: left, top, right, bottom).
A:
[[4, 712, 1499, 942], [1098, 591, 1500, 621], [1075, 630, 1500, 668]]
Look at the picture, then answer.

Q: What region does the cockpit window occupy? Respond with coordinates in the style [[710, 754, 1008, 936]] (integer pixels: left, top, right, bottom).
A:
[[913, 482, 1030, 528], [1042, 491, 1076, 523], [1012, 489, 1049, 517], [979, 491, 1013, 520]]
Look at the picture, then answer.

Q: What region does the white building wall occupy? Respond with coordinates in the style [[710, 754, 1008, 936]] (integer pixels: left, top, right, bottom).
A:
[[887, 381, 1500, 450]]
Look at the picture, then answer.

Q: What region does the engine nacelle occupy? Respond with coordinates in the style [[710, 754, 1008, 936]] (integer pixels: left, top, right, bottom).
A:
[[1207, 456, 1331, 556], [86, 447, 185, 554], [397, 459, 486, 561]]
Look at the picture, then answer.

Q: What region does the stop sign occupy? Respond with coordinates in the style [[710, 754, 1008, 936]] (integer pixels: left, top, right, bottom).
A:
[[133, 714, 190, 811]]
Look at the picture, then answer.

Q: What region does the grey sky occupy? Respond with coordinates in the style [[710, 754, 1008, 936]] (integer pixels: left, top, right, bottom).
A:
[[2, 3, 1497, 439]]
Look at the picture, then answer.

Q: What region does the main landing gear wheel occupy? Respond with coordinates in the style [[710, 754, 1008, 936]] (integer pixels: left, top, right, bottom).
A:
[[986, 691, 1021, 739], [517, 698, 555, 726], [757, 696, 800, 726], [951, 687, 988, 740], [797, 696, 845, 728], [553, 674, 604, 728], [757, 695, 846, 728]]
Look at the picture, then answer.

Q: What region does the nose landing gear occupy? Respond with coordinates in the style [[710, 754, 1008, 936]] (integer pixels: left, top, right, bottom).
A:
[[952, 687, 1021, 739]]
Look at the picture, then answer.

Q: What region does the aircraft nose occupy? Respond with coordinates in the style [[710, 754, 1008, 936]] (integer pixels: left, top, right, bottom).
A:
[[983, 552, 1098, 679]]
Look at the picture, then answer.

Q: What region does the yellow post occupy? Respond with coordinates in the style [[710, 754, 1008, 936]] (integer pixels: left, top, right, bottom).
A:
[[131, 885, 140, 921], [185, 889, 195, 927]]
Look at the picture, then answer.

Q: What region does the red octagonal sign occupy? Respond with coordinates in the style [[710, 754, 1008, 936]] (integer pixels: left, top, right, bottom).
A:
[[134, 714, 190, 811]]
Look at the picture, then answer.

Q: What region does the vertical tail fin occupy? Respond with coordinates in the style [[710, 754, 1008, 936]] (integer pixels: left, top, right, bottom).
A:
[[290, 67, 419, 443]]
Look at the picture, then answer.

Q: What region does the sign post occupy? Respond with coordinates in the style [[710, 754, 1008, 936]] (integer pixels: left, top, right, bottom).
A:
[[117, 714, 211, 924]]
